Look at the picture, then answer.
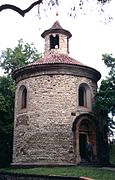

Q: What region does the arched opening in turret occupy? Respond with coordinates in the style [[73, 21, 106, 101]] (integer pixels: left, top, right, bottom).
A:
[[50, 34, 59, 49]]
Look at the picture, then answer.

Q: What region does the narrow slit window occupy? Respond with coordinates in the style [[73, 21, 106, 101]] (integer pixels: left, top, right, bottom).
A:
[[67, 37, 69, 53], [50, 35, 59, 49], [79, 87, 86, 107], [21, 87, 27, 109]]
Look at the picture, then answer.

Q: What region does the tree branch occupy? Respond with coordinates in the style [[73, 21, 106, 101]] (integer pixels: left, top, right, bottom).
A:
[[0, 0, 43, 17]]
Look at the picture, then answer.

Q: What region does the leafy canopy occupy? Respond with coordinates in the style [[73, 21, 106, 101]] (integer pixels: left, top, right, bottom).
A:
[[94, 54, 115, 134], [0, 76, 15, 167], [0, 39, 41, 75]]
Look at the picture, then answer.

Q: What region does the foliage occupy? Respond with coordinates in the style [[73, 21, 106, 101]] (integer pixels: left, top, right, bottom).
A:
[[110, 143, 115, 164], [94, 54, 115, 134], [102, 54, 115, 78], [0, 39, 41, 75], [0, 40, 41, 167], [0, 166, 115, 180], [97, 0, 111, 3], [0, 76, 15, 167]]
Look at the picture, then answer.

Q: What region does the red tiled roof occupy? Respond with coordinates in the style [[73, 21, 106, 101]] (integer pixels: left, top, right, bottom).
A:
[[29, 53, 84, 66]]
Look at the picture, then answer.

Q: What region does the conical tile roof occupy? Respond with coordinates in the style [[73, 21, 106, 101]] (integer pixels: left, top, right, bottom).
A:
[[41, 21, 72, 38], [29, 53, 84, 66], [50, 21, 63, 29]]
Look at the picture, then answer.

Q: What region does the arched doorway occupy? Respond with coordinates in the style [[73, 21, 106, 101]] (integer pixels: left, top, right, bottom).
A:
[[79, 133, 87, 160], [72, 114, 97, 163]]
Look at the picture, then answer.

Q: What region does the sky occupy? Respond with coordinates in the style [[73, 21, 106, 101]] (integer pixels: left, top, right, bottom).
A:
[[0, 0, 115, 85]]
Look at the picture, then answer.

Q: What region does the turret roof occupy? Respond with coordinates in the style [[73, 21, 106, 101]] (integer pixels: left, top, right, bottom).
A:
[[50, 21, 63, 29], [41, 21, 72, 38]]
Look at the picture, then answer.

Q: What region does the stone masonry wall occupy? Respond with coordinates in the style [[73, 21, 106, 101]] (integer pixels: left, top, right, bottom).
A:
[[12, 74, 97, 165], [44, 34, 69, 55]]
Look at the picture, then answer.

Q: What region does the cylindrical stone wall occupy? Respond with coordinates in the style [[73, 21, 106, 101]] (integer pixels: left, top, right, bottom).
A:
[[12, 74, 96, 165]]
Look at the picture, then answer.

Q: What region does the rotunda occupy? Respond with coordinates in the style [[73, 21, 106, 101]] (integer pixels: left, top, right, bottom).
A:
[[12, 21, 101, 166]]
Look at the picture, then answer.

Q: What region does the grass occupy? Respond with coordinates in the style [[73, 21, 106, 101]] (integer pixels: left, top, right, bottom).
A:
[[0, 166, 115, 180]]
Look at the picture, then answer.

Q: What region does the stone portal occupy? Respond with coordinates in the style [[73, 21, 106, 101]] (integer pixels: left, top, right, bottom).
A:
[[72, 114, 97, 163]]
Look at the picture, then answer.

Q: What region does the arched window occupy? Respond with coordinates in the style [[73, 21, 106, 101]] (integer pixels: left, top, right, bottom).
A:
[[50, 34, 59, 49], [78, 83, 92, 109], [79, 86, 86, 107], [19, 85, 27, 110]]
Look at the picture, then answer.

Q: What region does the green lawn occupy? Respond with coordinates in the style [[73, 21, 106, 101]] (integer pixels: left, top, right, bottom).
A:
[[0, 166, 115, 180]]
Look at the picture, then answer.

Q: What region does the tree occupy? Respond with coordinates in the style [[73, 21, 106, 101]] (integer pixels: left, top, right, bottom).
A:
[[0, 40, 41, 167], [0, 39, 41, 75], [0, 76, 15, 167], [0, 0, 42, 17], [93, 54, 115, 164], [0, 0, 112, 17], [94, 54, 115, 134]]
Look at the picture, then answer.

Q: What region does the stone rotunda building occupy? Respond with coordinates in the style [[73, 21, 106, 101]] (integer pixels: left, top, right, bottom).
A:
[[12, 21, 103, 166]]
